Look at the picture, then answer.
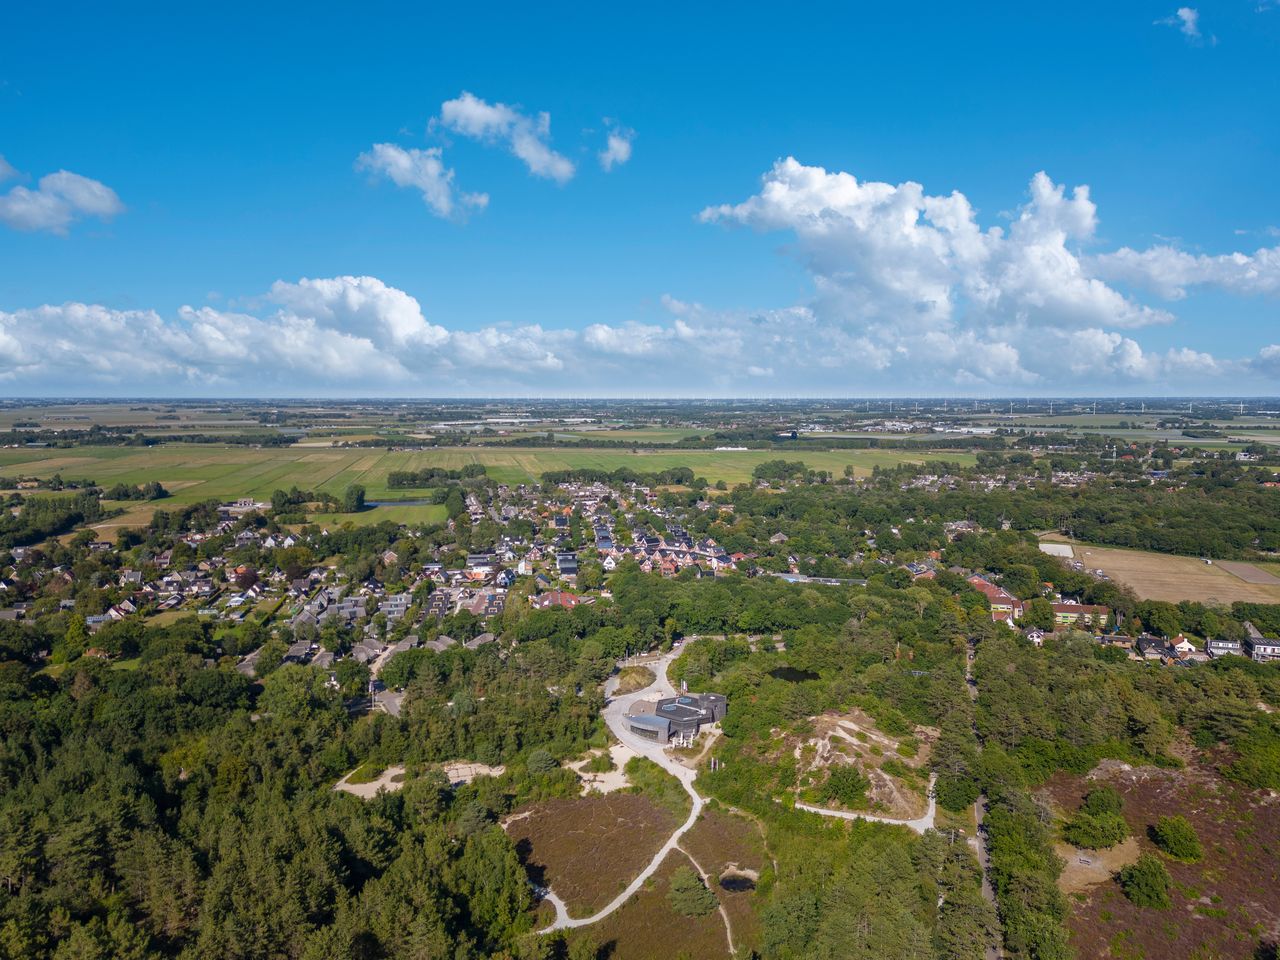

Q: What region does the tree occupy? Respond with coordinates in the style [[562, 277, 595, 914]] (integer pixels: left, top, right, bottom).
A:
[[1152, 815, 1202, 862], [1020, 597, 1054, 631], [667, 866, 718, 917], [342, 484, 366, 513], [1118, 853, 1172, 908], [527, 749, 557, 774]]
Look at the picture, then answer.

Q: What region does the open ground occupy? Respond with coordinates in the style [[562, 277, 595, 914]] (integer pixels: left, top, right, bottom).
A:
[[1039, 537, 1280, 604], [1040, 758, 1280, 960], [0, 444, 975, 506]]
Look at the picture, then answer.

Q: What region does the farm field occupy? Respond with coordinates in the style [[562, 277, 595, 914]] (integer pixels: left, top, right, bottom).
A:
[[0, 444, 975, 503], [1040, 537, 1280, 604]]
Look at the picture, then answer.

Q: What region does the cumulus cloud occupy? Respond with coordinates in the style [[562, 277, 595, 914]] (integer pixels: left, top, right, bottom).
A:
[[701, 158, 1169, 331], [598, 124, 634, 171], [1157, 7, 1201, 39], [0, 165, 124, 234], [1091, 244, 1280, 299], [356, 143, 488, 220], [439, 91, 575, 183]]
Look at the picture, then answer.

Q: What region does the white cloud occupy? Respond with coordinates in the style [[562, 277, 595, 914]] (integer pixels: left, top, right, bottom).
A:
[[439, 91, 575, 183], [356, 143, 488, 220], [0, 165, 124, 234], [1157, 7, 1203, 40], [599, 124, 634, 171], [1092, 244, 1280, 299], [701, 158, 1169, 331], [0, 156, 15, 182]]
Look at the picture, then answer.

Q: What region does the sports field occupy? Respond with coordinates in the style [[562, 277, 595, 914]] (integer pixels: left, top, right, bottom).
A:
[[0, 444, 975, 504], [1040, 537, 1280, 604]]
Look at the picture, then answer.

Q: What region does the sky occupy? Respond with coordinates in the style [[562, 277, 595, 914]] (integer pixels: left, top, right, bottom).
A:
[[1, 1, 1279, 398]]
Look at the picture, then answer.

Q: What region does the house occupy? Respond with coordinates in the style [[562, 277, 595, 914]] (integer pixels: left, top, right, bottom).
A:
[[1025, 628, 1046, 648], [1205, 635, 1244, 658], [1170, 634, 1197, 656], [555, 552, 579, 577], [967, 575, 1023, 620], [465, 632, 496, 650], [530, 590, 584, 611], [1244, 622, 1280, 663], [1050, 602, 1111, 628]]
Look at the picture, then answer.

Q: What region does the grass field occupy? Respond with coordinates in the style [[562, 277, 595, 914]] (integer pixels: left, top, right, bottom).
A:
[[1040, 537, 1280, 604], [0, 444, 975, 504]]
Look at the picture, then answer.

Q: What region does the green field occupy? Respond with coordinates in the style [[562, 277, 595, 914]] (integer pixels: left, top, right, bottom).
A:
[[0, 444, 974, 506]]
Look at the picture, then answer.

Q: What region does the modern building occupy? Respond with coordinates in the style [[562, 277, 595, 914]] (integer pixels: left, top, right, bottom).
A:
[[626, 693, 727, 745], [1244, 622, 1280, 663]]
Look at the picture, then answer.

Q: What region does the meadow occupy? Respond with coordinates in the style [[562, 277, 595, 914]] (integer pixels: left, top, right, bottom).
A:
[[0, 444, 975, 504], [1040, 537, 1280, 604]]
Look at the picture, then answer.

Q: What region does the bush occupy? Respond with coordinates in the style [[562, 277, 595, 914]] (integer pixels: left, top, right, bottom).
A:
[[1118, 853, 1172, 908], [822, 764, 870, 808], [1152, 815, 1203, 862], [667, 866, 718, 917], [1063, 811, 1128, 850], [1080, 786, 1123, 817], [583, 751, 614, 773], [528, 749, 558, 774]]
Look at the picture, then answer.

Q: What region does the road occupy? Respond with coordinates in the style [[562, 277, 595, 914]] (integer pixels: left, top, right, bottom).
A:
[[538, 648, 708, 933]]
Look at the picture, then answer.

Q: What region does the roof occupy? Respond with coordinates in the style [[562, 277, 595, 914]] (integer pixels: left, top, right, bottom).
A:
[[626, 714, 671, 731]]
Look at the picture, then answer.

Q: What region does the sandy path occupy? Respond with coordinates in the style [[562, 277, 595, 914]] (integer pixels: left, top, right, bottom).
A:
[[539, 649, 706, 932]]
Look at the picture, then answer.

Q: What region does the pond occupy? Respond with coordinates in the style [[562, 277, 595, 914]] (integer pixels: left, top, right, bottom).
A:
[[719, 874, 756, 892], [769, 666, 820, 682]]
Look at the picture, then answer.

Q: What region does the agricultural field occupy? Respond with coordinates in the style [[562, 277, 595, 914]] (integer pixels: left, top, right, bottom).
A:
[[1040, 760, 1280, 960], [0, 443, 975, 504], [1039, 537, 1280, 604]]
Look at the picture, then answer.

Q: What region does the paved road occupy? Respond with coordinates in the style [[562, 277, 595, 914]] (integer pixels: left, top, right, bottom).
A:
[[539, 649, 707, 933]]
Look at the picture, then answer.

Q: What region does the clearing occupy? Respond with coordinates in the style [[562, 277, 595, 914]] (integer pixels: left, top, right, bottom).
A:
[[561, 849, 733, 960], [1040, 758, 1280, 960], [793, 709, 936, 819], [1039, 536, 1280, 604], [505, 793, 680, 918]]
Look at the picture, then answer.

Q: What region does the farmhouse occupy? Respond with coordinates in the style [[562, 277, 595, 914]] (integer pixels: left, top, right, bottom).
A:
[[626, 692, 727, 746]]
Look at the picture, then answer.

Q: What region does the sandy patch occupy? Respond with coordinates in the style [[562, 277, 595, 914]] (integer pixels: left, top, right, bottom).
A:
[[334, 764, 406, 798], [1055, 837, 1140, 894], [568, 743, 637, 795], [441, 760, 505, 785]]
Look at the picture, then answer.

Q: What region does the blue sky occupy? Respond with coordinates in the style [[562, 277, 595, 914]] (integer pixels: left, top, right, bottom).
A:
[[1, 1, 1278, 396]]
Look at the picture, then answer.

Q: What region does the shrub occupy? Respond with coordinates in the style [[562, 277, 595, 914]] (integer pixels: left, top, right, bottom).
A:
[[1080, 786, 1123, 817], [1118, 854, 1172, 908], [583, 751, 614, 773], [667, 866, 718, 917], [1152, 815, 1203, 862], [1063, 811, 1128, 850], [528, 749, 558, 774], [822, 764, 870, 808]]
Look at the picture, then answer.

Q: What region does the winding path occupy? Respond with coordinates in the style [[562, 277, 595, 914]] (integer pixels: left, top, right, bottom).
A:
[[538, 649, 706, 933], [793, 772, 938, 833]]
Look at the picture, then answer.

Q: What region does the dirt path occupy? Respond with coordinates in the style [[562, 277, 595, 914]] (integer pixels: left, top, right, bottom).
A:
[[793, 772, 938, 833], [538, 649, 707, 933], [967, 640, 1003, 960], [677, 844, 736, 956]]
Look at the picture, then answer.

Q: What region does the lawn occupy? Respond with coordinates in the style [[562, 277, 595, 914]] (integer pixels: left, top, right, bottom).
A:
[[0, 444, 975, 504]]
